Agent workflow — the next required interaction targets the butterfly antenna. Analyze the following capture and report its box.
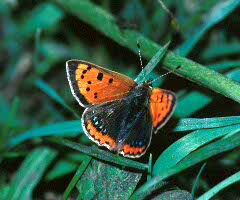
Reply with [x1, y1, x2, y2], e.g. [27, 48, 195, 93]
[137, 41, 146, 82]
[150, 66, 182, 84]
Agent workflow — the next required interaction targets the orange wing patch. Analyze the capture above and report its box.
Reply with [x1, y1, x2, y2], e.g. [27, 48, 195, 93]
[150, 88, 177, 133]
[120, 145, 146, 157]
[66, 60, 137, 106]
[87, 120, 116, 149]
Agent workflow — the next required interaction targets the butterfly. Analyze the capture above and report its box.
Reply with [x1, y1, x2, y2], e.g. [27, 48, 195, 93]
[66, 60, 177, 158]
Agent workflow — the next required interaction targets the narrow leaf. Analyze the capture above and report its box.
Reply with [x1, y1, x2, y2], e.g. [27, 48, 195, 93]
[8, 120, 83, 148]
[176, 0, 240, 56]
[153, 124, 240, 176]
[6, 148, 57, 200]
[173, 116, 240, 132]
[135, 41, 170, 84]
[35, 79, 80, 118]
[131, 133, 240, 200]
[197, 171, 240, 200]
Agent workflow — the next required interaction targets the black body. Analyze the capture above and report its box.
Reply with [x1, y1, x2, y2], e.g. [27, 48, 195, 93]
[82, 84, 153, 155]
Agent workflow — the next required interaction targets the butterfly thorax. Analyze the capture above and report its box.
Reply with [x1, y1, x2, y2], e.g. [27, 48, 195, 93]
[124, 82, 152, 106]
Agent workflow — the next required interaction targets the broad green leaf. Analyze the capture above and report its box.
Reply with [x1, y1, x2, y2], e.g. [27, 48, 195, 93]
[173, 116, 240, 132]
[153, 124, 240, 176]
[149, 190, 192, 200]
[8, 120, 83, 148]
[197, 171, 240, 200]
[6, 148, 57, 200]
[77, 159, 142, 200]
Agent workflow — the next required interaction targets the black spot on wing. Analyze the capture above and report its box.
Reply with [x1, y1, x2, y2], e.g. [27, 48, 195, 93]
[97, 72, 103, 81]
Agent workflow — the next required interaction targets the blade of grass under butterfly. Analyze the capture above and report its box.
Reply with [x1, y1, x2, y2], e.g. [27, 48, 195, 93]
[62, 156, 92, 200]
[5, 148, 57, 200]
[8, 120, 83, 148]
[173, 116, 240, 132]
[35, 79, 80, 119]
[48, 137, 148, 171]
[135, 41, 170, 84]
[153, 124, 240, 176]
[130, 132, 240, 200]
[197, 171, 240, 200]
[176, 0, 240, 56]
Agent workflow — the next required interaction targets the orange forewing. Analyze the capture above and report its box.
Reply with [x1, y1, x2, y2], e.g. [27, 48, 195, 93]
[66, 60, 137, 106]
[150, 88, 177, 133]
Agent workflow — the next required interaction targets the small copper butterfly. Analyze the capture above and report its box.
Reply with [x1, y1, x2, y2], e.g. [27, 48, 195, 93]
[66, 60, 177, 158]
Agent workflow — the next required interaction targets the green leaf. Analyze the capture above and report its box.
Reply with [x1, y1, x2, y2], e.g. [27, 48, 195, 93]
[207, 61, 240, 71]
[135, 41, 170, 84]
[1, 97, 19, 148]
[53, 0, 240, 103]
[174, 91, 212, 118]
[153, 124, 240, 176]
[6, 147, 57, 200]
[35, 79, 80, 118]
[191, 163, 207, 199]
[46, 153, 88, 181]
[176, 0, 240, 56]
[46, 160, 78, 181]
[63, 156, 92, 200]
[20, 3, 64, 37]
[77, 159, 142, 200]
[173, 116, 240, 132]
[226, 69, 240, 82]
[131, 132, 240, 200]
[8, 120, 83, 148]
[149, 190, 192, 200]
[49, 137, 148, 171]
[197, 171, 240, 200]
[202, 43, 240, 60]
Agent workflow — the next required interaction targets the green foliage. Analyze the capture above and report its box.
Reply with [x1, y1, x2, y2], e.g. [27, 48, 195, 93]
[0, 0, 240, 199]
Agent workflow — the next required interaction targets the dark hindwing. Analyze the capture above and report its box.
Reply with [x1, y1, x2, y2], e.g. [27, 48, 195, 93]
[82, 94, 153, 158]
